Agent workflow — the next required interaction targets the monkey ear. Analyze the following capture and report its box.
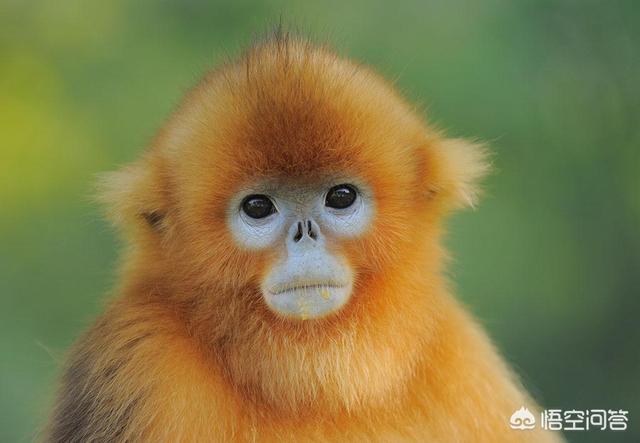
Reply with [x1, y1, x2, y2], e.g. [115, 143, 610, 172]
[426, 137, 491, 210]
[96, 156, 169, 235]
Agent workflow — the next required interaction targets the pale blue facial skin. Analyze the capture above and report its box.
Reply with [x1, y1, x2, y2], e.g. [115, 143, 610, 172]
[227, 180, 374, 320]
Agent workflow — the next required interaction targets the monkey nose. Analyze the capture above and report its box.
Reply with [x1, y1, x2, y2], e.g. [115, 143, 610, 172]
[290, 219, 320, 244]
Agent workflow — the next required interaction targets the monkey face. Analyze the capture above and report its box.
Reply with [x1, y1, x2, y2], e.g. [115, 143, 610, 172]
[134, 47, 432, 326]
[227, 180, 374, 319]
[102, 42, 486, 330]
[149, 45, 448, 325]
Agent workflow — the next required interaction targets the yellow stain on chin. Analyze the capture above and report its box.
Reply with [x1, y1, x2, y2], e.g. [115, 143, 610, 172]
[294, 288, 332, 320]
[297, 298, 310, 320]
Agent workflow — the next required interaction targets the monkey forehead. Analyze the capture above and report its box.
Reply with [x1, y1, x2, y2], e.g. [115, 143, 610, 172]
[159, 39, 428, 184]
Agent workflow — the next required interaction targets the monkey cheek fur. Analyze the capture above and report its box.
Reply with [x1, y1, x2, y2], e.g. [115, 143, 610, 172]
[262, 283, 353, 320]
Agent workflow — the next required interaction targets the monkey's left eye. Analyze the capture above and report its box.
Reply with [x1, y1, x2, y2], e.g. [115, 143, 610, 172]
[241, 195, 276, 219]
[325, 184, 357, 209]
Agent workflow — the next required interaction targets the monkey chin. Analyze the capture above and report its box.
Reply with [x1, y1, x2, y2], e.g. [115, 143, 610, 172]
[261, 281, 353, 320]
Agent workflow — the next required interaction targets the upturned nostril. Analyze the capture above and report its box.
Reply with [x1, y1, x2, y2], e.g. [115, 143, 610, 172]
[307, 220, 317, 240]
[293, 222, 304, 242]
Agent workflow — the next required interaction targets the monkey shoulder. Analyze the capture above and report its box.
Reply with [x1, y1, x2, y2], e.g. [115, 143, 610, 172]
[44, 300, 233, 442]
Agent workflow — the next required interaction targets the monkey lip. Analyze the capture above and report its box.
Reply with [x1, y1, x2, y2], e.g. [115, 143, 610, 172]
[269, 282, 346, 296]
[262, 280, 353, 320]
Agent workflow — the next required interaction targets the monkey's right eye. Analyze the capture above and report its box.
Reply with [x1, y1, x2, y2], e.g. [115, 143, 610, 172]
[241, 195, 276, 219]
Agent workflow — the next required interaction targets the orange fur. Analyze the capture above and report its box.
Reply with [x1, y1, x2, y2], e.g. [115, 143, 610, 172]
[45, 36, 563, 442]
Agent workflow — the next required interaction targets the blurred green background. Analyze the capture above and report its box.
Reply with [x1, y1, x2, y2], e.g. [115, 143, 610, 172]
[1, 1, 638, 441]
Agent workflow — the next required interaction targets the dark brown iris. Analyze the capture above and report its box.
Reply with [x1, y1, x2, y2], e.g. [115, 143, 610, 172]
[241, 195, 275, 219]
[325, 184, 357, 209]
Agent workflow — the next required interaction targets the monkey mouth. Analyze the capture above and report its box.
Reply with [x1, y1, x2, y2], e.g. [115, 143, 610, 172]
[262, 281, 353, 320]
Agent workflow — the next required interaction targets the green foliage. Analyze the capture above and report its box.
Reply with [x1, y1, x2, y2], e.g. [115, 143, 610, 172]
[1, 1, 638, 441]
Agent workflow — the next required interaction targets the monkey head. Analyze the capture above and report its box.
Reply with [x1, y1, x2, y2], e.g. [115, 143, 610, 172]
[102, 39, 488, 324]
[100, 38, 488, 409]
